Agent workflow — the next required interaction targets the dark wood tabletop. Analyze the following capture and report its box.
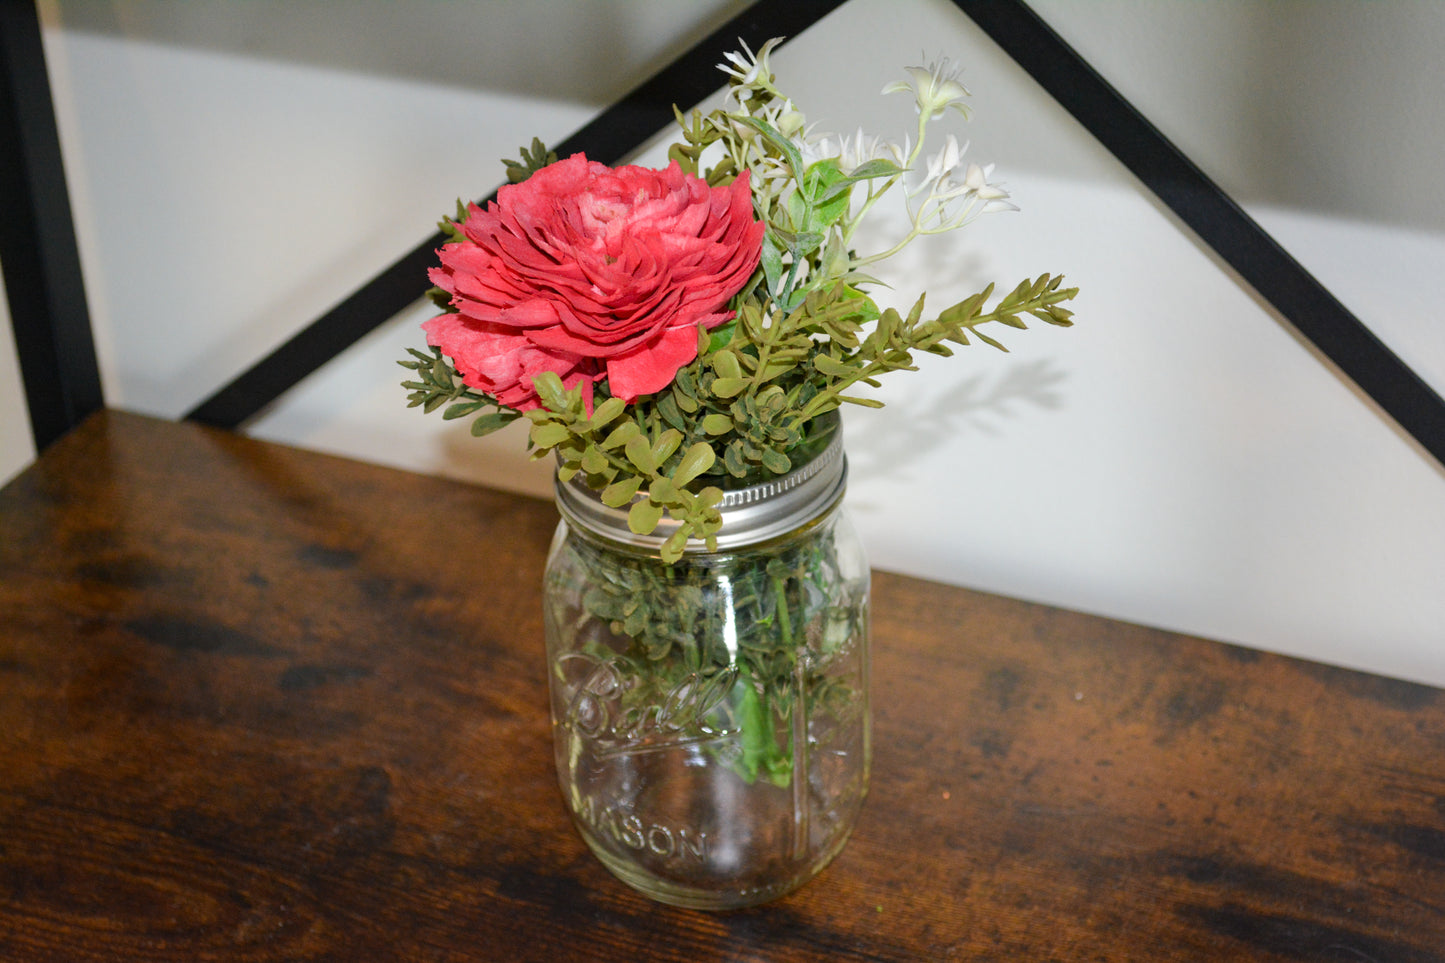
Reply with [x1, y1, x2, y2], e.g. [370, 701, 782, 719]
[2, 410, 1443, 961]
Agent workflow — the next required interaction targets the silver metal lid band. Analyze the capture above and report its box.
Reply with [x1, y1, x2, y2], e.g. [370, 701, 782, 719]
[554, 418, 847, 554]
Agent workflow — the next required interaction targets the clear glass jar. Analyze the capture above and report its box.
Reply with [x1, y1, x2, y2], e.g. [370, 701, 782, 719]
[542, 418, 870, 909]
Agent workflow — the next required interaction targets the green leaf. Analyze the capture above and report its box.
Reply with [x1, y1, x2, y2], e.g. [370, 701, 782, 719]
[580, 446, 609, 475]
[760, 235, 784, 297]
[442, 401, 484, 420]
[801, 160, 850, 230]
[755, 355, 798, 383]
[712, 350, 743, 380]
[812, 353, 855, 378]
[707, 318, 738, 354]
[531, 371, 570, 412]
[671, 442, 716, 486]
[600, 476, 643, 507]
[780, 288, 808, 313]
[710, 377, 751, 399]
[701, 413, 734, 435]
[736, 116, 805, 178]
[722, 442, 748, 477]
[601, 421, 641, 450]
[838, 394, 886, 408]
[470, 411, 519, 437]
[755, 384, 784, 407]
[530, 422, 571, 448]
[502, 137, 557, 183]
[660, 529, 690, 565]
[622, 604, 648, 638]
[760, 447, 791, 475]
[656, 393, 686, 432]
[436, 214, 468, 245]
[652, 429, 683, 466]
[588, 396, 625, 430]
[673, 366, 698, 399]
[772, 228, 825, 257]
[938, 286, 992, 327]
[624, 435, 656, 474]
[816, 159, 901, 205]
[628, 499, 664, 535]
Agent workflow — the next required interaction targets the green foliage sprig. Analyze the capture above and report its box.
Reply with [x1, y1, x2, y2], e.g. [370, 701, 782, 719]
[398, 346, 520, 437]
[401, 51, 1080, 564]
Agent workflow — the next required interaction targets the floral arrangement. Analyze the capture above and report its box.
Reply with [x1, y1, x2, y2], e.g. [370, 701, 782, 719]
[401, 39, 1077, 562]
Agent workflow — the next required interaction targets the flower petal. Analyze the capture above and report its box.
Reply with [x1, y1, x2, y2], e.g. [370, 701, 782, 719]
[605, 322, 708, 402]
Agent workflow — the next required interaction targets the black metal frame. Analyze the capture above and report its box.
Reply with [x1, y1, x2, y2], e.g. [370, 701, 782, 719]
[956, 0, 1445, 468]
[1, 0, 103, 452]
[184, 0, 851, 428]
[8, 0, 1444, 469]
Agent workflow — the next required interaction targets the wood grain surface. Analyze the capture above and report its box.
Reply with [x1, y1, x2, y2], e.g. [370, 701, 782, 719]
[2, 411, 1442, 961]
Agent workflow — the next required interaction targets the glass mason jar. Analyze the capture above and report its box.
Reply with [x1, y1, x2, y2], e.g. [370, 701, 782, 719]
[542, 415, 870, 910]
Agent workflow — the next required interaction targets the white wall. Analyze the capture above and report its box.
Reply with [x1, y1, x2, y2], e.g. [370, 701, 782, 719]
[9, 0, 1444, 684]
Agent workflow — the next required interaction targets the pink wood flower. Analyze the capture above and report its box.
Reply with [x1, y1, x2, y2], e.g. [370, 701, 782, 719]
[424, 153, 764, 408]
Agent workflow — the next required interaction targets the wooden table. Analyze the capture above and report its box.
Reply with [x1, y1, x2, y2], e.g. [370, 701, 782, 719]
[3, 410, 1443, 961]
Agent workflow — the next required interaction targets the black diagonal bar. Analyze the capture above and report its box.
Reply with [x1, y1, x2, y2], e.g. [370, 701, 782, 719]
[1, 0, 103, 451]
[955, 0, 1445, 470]
[186, 0, 849, 428]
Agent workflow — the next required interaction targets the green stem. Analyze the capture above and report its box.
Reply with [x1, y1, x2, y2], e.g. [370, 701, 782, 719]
[840, 172, 903, 247]
[771, 572, 795, 648]
[783, 287, 1073, 428]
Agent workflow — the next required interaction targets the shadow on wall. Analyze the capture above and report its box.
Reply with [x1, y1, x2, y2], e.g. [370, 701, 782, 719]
[51, 0, 754, 105]
[846, 358, 1071, 488]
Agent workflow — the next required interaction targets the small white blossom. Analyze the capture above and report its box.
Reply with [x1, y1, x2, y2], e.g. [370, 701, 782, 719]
[804, 128, 910, 175]
[756, 154, 796, 183]
[797, 133, 838, 169]
[760, 98, 806, 138]
[921, 135, 965, 185]
[879, 134, 911, 169]
[717, 37, 784, 104]
[907, 141, 1017, 232]
[963, 163, 1016, 211]
[717, 39, 764, 85]
[883, 59, 972, 120]
[839, 128, 906, 174]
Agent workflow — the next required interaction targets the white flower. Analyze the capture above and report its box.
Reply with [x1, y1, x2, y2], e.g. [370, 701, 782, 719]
[760, 98, 806, 138]
[962, 163, 1017, 212]
[839, 128, 905, 174]
[798, 133, 838, 169]
[878, 134, 911, 169]
[921, 134, 965, 184]
[717, 37, 784, 92]
[907, 143, 1018, 232]
[883, 59, 972, 120]
[756, 154, 796, 184]
[804, 128, 910, 175]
